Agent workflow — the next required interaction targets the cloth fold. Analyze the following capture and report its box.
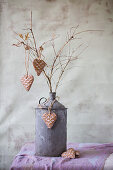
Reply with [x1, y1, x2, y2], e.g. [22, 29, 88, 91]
[10, 142, 113, 170]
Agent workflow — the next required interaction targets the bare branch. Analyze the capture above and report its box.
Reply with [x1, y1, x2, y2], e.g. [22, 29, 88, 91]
[13, 10, 101, 93]
[30, 11, 52, 92]
[55, 45, 88, 92]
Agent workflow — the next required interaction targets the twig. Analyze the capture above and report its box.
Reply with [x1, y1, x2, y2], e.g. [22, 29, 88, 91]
[30, 11, 39, 57]
[55, 45, 88, 92]
[30, 11, 52, 92]
[55, 58, 71, 92]
[74, 29, 103, 36]
[50, 35, 74, 80]
[43, 70, 52, 92]
[13, 11, 102, 93]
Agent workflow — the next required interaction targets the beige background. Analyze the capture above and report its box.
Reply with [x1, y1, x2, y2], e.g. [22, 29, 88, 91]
[0, 0, 113, 169]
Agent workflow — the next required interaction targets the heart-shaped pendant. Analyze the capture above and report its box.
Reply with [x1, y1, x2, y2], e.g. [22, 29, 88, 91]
[21, 74, 34, 91]
[33, 59, 46, 76]
[42, 112, 57, 128]
[61, 148, 76, 159]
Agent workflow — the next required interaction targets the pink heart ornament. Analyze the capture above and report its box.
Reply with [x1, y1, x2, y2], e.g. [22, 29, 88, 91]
[21, 74, 34, 91]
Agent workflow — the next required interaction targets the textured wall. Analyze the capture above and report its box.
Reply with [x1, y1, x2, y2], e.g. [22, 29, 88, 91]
[0, 0, 113, 169]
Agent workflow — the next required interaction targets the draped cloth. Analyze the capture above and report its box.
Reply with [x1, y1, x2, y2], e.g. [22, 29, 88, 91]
[10, 142, 113, 170]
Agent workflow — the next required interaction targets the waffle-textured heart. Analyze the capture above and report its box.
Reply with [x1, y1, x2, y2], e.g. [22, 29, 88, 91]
[42, 112, 57, 128]
[21, 74, 34, 91]
[61, 148, 76, 159]
[33, 59, 46, 76]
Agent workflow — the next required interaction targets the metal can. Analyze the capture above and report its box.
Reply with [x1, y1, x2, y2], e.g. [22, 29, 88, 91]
[35, 92, 67, 156]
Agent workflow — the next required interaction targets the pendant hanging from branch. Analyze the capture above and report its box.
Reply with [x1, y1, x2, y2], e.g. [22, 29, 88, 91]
[21, 74, 34, 91]
[33, 58, 47, 76]
[13, 11, 102, 92]
[20, 48, 34, 91]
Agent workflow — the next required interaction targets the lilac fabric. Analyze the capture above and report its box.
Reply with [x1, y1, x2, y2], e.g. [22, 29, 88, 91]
[10, 142, 113, 170]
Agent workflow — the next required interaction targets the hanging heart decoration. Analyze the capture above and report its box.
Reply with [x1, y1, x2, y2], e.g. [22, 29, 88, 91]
[21, 74, 34, 91]
[33, 59, 46, 76]
[61, 148, 76, 159]
[42, 112, 57, 128]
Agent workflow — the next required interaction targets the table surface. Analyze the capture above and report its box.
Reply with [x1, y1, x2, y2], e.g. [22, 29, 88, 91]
[10, 142, 113, 170]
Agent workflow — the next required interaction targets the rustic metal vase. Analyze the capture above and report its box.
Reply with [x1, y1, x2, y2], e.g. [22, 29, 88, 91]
[35, 92, 67, 157]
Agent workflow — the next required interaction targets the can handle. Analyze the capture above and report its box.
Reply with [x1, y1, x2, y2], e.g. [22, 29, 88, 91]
[39, 97, 47, 105]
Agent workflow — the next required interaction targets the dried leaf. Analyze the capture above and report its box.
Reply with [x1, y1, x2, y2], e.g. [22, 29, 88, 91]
[39, 46, 44, 51]
[25, 33, 29, 40]
[19, 34, 23, 39]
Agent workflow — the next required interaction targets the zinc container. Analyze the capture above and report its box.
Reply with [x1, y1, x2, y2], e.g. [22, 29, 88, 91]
[35, 92, 67, 157]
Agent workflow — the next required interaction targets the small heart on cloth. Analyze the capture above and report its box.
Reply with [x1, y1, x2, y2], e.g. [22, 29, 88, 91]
[42, 112, 57, 128]
[21, 74, 34, 91]
[61, 148, 76, 159]
[33, 59, 46, 76]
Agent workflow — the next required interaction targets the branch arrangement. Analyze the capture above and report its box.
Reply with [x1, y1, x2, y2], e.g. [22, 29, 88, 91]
[13, 11, 101, 93]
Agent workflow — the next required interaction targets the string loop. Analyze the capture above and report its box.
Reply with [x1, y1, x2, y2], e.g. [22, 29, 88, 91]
[25, 47, 29, 76]
[39, 97, 47, 105]
[38, 96, 59, 115]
